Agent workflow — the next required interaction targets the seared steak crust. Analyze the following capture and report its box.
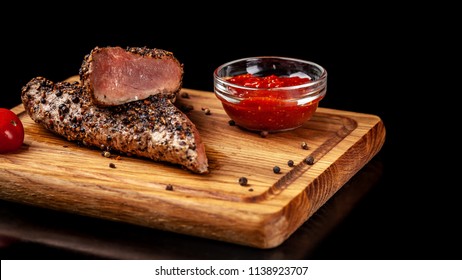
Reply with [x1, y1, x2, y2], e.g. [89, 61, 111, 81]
[21, 77, 208, 174]
[79, 46, 183, 106]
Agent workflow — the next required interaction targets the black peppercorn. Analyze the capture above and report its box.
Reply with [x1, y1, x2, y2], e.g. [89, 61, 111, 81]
[287, 160, 294, 167]
[238, 177, 248, 186]
[304, 155, 315, 165]
[273, 166, 281, 174]
[71, 96, 80, 103]
[109, 163, 116, 168]
[58, 103, 69, 115]
[228, 120, 236, 126]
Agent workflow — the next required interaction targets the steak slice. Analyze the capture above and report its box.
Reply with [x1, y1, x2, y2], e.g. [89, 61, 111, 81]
[79, 46, 183, 106]
[21, 77, 209, 174]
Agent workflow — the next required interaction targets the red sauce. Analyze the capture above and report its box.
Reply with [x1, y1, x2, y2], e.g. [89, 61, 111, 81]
[219, 74, 322, 132]
[228, 74, 310, 88]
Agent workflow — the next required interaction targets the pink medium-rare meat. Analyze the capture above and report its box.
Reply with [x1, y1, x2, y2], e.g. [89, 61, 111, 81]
[79, 46, 183, 106]
[21, 77, 209, 174]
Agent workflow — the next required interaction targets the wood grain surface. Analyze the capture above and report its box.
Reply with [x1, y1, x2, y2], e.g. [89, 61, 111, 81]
[0, 81, 385, 249]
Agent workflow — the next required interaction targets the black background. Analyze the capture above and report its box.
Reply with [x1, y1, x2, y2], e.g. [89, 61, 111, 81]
[1, 8, 459, 260]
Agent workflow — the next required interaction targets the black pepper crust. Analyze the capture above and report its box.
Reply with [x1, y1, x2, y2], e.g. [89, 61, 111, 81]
[21, 77, 208, 174]
[125, 46, 177, 59]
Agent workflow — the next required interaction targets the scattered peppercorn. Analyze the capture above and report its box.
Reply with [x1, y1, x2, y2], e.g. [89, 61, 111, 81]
[228, 120, 236, 126]
[301, 141, 309, 150]
[273, 166, 281, 174]
[287, 160, 294, 167]
[204, 108, 211, 115]
[180, 92, 190, 98]
[165, 184, 174, 191]
[109, 163, 116, 168]
[248, 188, 254, 192]
[304, 155, 315, 165]
[103, 151, 111, 158]
[260, 131, 269, 138]
[238, 177, 248, 186]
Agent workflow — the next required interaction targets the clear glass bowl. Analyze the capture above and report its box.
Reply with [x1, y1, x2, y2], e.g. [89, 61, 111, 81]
[214, 56, 327, 132]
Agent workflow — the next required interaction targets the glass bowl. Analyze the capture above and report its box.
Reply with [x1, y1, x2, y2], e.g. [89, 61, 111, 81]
[214, 56, 327, 132]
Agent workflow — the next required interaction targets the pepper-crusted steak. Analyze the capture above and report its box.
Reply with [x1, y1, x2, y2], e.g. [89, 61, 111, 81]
[21, 77, 209, 174]
[79, 46, 183, 106]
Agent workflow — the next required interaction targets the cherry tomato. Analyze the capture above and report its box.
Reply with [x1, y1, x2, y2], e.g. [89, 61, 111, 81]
[0, 108, 25, 153]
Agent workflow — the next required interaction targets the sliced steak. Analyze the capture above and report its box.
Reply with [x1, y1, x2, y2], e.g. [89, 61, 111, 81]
[21, 77, 209, 174]
[79, 46, 183, 106]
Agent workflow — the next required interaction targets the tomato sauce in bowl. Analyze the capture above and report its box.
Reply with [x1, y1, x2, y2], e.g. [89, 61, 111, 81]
[214, 57, 327, 132]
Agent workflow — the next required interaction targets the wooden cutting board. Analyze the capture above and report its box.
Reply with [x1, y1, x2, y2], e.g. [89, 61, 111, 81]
[0, 80, 385, 249]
